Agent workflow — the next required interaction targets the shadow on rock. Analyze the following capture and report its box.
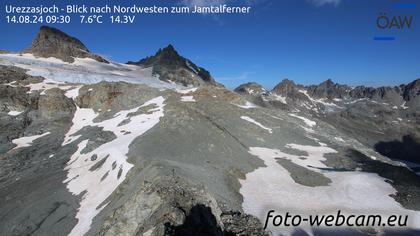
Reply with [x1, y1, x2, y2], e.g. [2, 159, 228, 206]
[164, 204, 234, 236]
[374, 135, 420, 165]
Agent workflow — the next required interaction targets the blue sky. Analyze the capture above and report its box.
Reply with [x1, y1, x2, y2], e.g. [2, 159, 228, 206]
[1, 0, 419, 89]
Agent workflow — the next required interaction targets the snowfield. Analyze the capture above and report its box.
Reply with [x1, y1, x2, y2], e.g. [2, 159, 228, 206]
[176, 87, 198, 94]
[289, 113, 317, 127]
[299, 89, 343, 109]
[7, 110, 23, 116]
[12, 132, 51, 149]
[272, 94, 287, 104]
[0, 53, 179, 90]
[25, 78, 74, 95]
[239, 144, 420, 235]
[234, 101, 258, 109]
[241, 116, 273, 133]
[181, 96, 196, 102]
[63, 96, 166, 236]
[65, 87, 82, 100]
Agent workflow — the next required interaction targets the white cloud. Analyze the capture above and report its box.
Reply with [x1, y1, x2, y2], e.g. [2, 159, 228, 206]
[181, 0, 263, 8]
[180, 0, 264, 23]
[217, 72, 253, 81]
[182, 0, 227, 8]
[309, 0, 342, 7]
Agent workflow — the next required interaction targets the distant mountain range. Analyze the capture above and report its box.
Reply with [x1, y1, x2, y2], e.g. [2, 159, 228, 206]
[236, 78, 419, 110]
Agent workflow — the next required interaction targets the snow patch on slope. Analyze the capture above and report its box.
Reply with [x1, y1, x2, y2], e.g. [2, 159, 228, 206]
[289, 114, 316, 127]
[63, 96, 166, 236]
[176, 87, 198, 94]
[26, 78, 74, 95]
[401, 101, 409, 109]
[241, 116, 273, 133]
[12, 132, 51, 149]
[299, 89, 343, 108]
[185, 60, 199, 74]
[65, 87, 81, 100]
[234, 101, 257, 109]
[181, 96, 196, 102]
[8, 110, 23, 116]
[272, 94, 287, 104]
[3, 81, 18, 87]
[334, 137, 345, 142]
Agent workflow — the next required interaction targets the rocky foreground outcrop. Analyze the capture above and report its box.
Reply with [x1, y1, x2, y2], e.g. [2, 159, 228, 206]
[0, 65, 268, 236]
[98, 176, 267, 236]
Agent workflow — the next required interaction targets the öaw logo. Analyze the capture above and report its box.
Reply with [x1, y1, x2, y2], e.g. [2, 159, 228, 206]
[374, 3, 415, 41]
[376, 13, 413, 30]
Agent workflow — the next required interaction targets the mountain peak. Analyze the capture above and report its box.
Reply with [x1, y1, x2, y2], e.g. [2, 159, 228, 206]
[279, 79, 296, 86]
[272, 79, 299, 94]
[127, 44, 216, 86]
[25, 26, 108, 63]
[156, 44, 179, 57]
[163, 44, 176, 52]
[38, 26, 88, 51]
[307, 79, 351, 99]
[129, 44, 183, 68]
[320, 79, 334, 86]
[155, 44, 183, 65]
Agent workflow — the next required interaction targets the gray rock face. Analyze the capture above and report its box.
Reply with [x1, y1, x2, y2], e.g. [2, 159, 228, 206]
[0, 66, 79, 236]
[268, 78, 418, 105]
[271, 79, 299, 94]
[306, 79, 352, 99]
[346, 85, 403, 106]
[271, 79, 309, 102]
[0, 65, 37, 83]
[0, 66, 40, 152]
[221, 211, 269, 236]
[402, 79, 420, 101]
[0, 84, 30, 113]
[39, 88, 76, 120]
[127, 45, 217, 87]
[402, 79, 420, 110]
[25, 26, 108, 63]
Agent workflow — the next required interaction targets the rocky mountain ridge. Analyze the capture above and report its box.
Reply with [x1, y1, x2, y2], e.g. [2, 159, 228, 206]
[237, 78, 420, 106]
[235, 78, 420, 173]
[20, 26, 218, 88]
[128, 44, 218, 87]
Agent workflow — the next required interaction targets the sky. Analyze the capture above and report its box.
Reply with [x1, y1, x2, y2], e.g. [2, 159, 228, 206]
[0, 0, 419, 89]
